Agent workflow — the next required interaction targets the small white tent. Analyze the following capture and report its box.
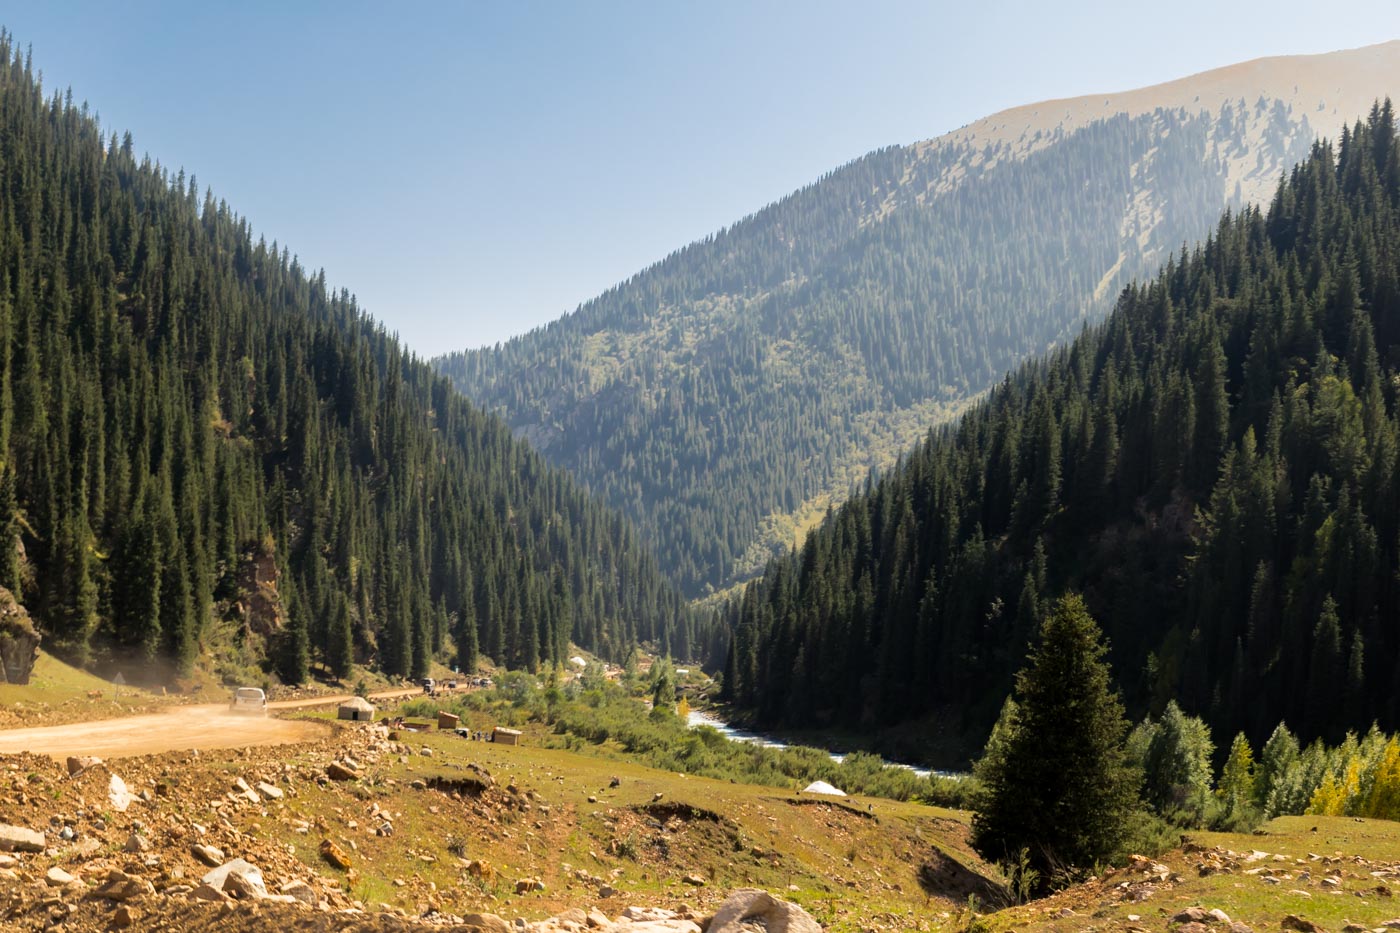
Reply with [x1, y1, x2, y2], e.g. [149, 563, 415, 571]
[568, 656, 587, 668]
[801, 780, 847, 797]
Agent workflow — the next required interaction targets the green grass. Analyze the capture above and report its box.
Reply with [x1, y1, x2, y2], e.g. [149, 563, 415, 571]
[0, 650, 168, 719]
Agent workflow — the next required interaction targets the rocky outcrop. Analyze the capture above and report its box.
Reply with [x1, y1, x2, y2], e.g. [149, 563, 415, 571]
[0, 585, 39, 685]
[233, 540, 282, 637]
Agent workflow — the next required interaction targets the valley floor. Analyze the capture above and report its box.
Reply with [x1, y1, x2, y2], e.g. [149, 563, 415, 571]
[2, 699, 1399, 932]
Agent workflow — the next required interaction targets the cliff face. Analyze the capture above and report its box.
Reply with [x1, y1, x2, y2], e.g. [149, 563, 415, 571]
[0, 586, 40, 685]
[233, 542, 282, 639]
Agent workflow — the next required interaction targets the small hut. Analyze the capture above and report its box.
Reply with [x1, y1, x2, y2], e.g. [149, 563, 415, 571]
[437, 710, 460, 730]
[337, 696, 376, 722]
[492, 726, 522, 746]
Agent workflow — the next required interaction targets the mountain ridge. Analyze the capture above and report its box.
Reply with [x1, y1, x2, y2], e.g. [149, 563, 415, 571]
[438, 43, 1400, 598]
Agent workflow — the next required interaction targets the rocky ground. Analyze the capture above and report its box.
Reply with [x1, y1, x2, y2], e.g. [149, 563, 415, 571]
[9, 711, 1400, 932]
[0, 722, 828, 932]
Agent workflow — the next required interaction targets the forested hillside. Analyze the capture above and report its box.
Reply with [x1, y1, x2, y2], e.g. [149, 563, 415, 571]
[723, 104, 1400, 766]
[438, 81, 1351, 597]
[0, 33, 707, 686]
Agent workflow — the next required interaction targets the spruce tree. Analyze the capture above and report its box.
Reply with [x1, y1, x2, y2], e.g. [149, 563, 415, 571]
[971, 594, 1140, 890]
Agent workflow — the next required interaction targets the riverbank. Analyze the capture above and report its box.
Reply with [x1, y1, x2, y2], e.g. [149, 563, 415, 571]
[684, 708, 967, 780]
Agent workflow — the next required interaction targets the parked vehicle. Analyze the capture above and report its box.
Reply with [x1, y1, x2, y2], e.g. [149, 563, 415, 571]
[421, 678, 436, 695]
[230, 686, 267, 714]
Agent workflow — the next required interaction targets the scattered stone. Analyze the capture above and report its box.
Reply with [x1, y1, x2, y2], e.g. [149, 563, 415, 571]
[1228, 923, 1254, 933]
[0, 823, 45, 852]
[1174, 908, 1210, 923]
[609, 776, 621, 788]
[586, 907, 610, 928]
[191, 844, 225, 866]
[190, 883, 229, 902]
[515, 876, 544, 894]
[458, 914, 512, 933]
[111, 905, 138, 929]
[107, 773, 133, 812]
[1208, 908, 1232, 924]
[279, 880, 317, 905]
[255, 781, 283, 800]
[1281, 917, 1325, 933]
[598, 884, 618, 898]
[624, 908, 681, 922]
[123, 832, 150, 853]
[708, 888, 822, 933]
[326, 762, 358, 781]
[319, 839, 352, 871]
[65, 756, 101, 776]
[93, 869, 155, 902]
[45, 866, 75, 887]
[682, 873, 706, 886]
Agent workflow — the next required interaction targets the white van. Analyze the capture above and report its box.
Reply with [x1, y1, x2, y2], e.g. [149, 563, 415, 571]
[230, 686, 267, 714]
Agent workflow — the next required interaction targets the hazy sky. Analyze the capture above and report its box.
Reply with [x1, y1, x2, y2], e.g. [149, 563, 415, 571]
[4, 2, 1400, 353]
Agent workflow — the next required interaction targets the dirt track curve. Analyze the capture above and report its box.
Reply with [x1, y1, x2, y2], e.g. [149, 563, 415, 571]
[0, 687, 421, 761]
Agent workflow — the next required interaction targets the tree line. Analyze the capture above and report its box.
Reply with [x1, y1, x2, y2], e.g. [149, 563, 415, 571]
[722, 103, 1400, 763]
[0, 32, 712, 686]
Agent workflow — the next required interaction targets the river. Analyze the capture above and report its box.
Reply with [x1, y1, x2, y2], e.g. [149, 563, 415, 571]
[686, 708, 963, 779]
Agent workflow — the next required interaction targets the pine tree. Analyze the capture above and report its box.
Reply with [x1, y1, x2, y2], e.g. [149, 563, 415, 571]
[1217, 732, 1258, 826]
[326, 595, 354, 680]
[971, 594, 1140, 890]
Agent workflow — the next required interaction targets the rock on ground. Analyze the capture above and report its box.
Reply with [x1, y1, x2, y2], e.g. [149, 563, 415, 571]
[707, 888, 823, 933]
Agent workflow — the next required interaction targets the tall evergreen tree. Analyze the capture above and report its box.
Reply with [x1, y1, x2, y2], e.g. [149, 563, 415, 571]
[971, 594, 1140, 890]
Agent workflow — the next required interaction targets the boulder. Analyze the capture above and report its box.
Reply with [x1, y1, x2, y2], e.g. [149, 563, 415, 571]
[123, 832, 149, 853]
[256, 781, 284, 800]
[515, 876, 544, 894]
[201, 858, 263, 894]
[0, 824, 45, 852]
[625, 923, 702, 933]
[223, 867, 269, 900]
[326, 762, 358, 781]
[458, 913, 513, 933]
[707, 888, 823, 933]
[111, 905, 139, 929]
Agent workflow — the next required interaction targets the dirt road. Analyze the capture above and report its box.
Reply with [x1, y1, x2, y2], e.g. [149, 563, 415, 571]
[0, 687, 424, 761]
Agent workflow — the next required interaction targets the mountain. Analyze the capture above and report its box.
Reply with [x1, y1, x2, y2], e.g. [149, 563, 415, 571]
[723, 103, 1400, 766]
[436, 42, 1400, 599]
[0, 32, 708, 686]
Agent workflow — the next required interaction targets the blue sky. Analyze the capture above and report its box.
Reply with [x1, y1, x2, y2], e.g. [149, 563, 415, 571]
[4, 1, 1400, 353]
